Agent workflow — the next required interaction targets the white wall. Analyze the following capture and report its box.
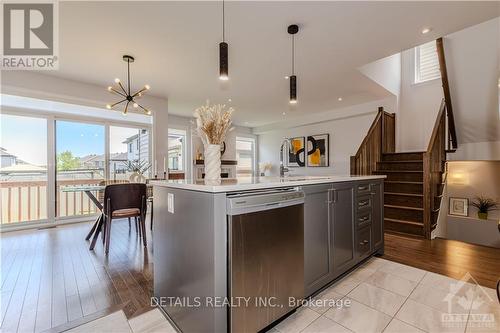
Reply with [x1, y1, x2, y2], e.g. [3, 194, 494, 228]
[398, 48, 444, 152]
[397, 18, 500, 157]
[256, 98, 396, 176]
[445, 18, 500, 146]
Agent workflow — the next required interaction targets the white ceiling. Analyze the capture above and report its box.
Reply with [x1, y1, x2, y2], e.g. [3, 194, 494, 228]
[48, 1, 499, 127]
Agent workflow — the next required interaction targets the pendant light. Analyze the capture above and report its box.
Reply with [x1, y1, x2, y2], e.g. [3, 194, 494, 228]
[106, 55, 151, 115]
[288, 24, 299, 104]
[219, 0, 229, 80]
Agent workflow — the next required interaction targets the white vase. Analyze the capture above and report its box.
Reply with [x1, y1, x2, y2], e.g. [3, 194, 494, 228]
[204, 144, 221, 180]
[129, 171, 146, 183]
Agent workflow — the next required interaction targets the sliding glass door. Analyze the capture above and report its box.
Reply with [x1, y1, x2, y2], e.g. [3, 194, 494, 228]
[55, 120, 105, 218]
[0, 114, 48, 224]
[1, 111, 152, 229]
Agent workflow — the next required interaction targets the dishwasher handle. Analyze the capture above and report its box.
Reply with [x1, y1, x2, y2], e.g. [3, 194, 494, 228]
[227, 190, 304, 215]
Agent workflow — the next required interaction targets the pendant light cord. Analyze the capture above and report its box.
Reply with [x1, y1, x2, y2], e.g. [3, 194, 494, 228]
[222, 0, 225, 42]
[292, 34, 295, 75]
[127, 59, 131, 95]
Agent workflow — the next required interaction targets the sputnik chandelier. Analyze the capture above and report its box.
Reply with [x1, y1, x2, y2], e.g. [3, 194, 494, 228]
[106, 55, 151, 115]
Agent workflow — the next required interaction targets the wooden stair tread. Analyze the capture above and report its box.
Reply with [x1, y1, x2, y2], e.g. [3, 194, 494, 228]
[383, 151, 425, 155]
[374, 170, 423, 173]
[385, 218, 424, 227]
[378, 160, 423, 163]
[385, 204, 424, 211]
[385, 192, 423, 197]
[384, 181, 423, 184]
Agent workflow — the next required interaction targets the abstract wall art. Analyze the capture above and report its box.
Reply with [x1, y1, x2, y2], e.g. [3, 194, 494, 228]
[307, 134, 329, 167]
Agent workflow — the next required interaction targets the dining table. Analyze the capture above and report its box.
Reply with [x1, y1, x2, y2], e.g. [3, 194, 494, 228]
[61, 185, 106, 250]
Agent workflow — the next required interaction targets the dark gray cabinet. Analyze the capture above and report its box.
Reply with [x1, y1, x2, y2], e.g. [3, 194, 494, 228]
[303, 184, 334, 296]
[370, 182, 384, 251]
[331, 182, 356, 278]
[303, 180, 383, 296]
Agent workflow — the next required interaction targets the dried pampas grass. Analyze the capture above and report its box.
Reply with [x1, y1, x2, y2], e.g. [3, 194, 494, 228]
[194, 100, 234, 145]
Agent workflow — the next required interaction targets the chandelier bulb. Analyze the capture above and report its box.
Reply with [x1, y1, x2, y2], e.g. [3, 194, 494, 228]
[106, 104, 111, 109]
[144, 84, 150, 90]
[114, 78, 120, 83]
[107, 86, 112, 92]
[133, 103, 138, 108]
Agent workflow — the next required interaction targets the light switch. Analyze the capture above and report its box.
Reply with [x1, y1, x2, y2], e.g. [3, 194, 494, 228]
[167, 193, 174, 213]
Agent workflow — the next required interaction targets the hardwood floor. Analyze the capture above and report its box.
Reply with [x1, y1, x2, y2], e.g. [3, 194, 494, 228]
[1, 218, 154, 333]
[383, 232, 500, 289]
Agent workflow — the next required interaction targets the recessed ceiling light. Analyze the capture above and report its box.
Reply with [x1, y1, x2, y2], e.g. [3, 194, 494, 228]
[421, 27, 432, 34]
[282, 112, 286, 115]
[338, 97, 343, 101]
[285, 76, 289, 79]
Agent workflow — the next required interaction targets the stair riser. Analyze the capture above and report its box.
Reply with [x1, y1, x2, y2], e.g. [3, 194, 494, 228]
[385, 207, 423, 222]
[381, 172, 423, 182]
[383, 153, 424, 161]
[377, 162, 423, 171]
[385, 194, 423, 208]
[384, 182, 423, 194]
[385, 220, 424, 237]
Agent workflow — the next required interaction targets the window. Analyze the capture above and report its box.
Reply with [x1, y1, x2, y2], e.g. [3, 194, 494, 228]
[414, 41, 441, 83]
[1, 114, 48, 224]
[236, 137, 255, 176]
[55, 120, 105, 218]
[168, 129, 186, 172]
[110, 126, 150, 181]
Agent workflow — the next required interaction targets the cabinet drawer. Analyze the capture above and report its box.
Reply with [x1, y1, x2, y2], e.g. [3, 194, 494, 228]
[357, 226, 372, 258]
[356, 183, 371, 195]
[356, 196, 372, 211]
[356, 210, 372, 228]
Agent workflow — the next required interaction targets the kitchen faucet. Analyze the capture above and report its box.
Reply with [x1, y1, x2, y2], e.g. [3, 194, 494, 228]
[279, 138, 291, 177]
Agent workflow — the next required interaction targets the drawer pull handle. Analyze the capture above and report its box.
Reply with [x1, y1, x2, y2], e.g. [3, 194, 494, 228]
[358, 217, 369, 222]
[359, 201, 369, 206]
[359, 240, 369, 245]
[358, 186, 368, 191]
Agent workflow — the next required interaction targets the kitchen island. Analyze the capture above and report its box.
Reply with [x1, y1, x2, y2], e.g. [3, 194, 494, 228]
[151, 175, 385, 333]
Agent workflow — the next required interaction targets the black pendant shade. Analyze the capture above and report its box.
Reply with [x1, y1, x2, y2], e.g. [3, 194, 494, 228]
[289, 75, 297, 104]
[219, 41, 228, 80]
[288, 24, 299, 104]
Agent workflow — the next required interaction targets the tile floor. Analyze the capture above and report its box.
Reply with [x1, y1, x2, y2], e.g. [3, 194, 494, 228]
[68, 257, 499, 333]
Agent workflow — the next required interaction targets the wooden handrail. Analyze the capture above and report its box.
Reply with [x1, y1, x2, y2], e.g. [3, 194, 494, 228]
[436, 37, 458, 149]
[350, 107, 395, 175]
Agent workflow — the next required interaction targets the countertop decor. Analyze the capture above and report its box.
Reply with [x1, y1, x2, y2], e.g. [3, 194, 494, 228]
[194, 100, 234, 181]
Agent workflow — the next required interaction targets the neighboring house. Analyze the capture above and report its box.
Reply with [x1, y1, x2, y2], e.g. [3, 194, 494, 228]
[123, 130, 149, 163]
[79, 153, 128, 172]
[0, 147, 20, 168]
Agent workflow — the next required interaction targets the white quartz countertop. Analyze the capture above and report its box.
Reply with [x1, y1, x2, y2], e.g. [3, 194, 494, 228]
[150, 175, 386, 193]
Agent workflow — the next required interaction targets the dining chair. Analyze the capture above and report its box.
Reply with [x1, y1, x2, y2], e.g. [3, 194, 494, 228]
[103, 183, 147, 254]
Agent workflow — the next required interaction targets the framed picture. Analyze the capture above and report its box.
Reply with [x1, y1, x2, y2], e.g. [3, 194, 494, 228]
[449, 197, 468, 217]
[307, 134, 329, 167]
[288, 137, 305, 167]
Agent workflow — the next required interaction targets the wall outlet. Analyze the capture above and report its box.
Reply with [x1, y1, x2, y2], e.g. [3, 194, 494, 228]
[167, 193, 174, 214]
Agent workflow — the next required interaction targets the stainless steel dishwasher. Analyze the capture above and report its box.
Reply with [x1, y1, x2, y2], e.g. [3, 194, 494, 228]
[227, 188, 305, 333]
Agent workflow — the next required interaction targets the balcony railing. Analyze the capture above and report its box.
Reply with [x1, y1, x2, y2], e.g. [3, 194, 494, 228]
[1, 178, 104, 224]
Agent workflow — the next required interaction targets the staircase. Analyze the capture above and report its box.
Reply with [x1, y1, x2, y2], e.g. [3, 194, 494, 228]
[374, 152, 428, 237]
[350, 38, 457, 239]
